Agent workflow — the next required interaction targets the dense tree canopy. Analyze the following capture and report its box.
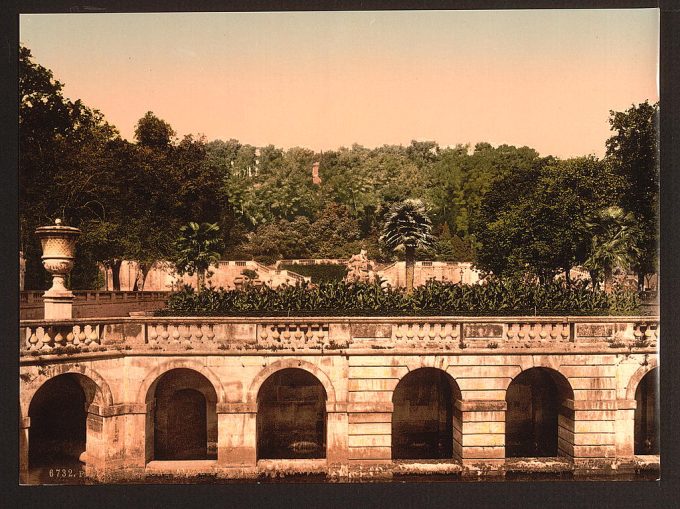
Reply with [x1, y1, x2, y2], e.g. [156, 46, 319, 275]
[19, 46, 658, 291]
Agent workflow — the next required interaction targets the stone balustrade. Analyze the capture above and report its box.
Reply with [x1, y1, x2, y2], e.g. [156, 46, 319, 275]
[20, 313, 660, 483]
[20, 315, 659, 356]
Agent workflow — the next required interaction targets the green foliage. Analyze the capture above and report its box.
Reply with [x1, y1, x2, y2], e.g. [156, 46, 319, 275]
[134, 111, 176, 149]
[584, 206, 641, 290]
[171, 222, 225, 289]
[279, 264, 349, 284]
[158, 279, 640, 317]
[241, 269, 259, 280]
[380, 199, 434, 252]
[434, 223, 475, 261]
[473, 156, 623, 282]
[605, 101, 659, 284]
[380, 199, 434, 292]
[20, 48, 658, 294]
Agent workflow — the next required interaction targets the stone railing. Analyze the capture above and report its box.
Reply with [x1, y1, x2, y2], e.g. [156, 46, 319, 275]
[20, 291, 171, 320]
[19, 316, 659, 357]
[20, 290, 171, 304]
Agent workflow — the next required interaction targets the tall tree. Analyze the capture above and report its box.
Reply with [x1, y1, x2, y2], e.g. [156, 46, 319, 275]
[19, 46, 119, 289]
[134, 111, 176, 150]
[605, 101, 659, 288]
[380, 199, 434, 293]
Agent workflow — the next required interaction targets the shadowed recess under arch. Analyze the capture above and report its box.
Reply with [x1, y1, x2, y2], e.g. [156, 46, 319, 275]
[392, 367, 463, 460]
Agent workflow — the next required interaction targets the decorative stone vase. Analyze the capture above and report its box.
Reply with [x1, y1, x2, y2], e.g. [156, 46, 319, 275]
[35, 218, 81, 319]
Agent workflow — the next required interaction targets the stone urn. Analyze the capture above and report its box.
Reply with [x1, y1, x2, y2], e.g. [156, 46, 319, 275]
[35, 218, 81, 319]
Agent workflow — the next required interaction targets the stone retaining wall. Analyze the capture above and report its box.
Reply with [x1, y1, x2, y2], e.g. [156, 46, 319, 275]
[19, 315, 659, 482]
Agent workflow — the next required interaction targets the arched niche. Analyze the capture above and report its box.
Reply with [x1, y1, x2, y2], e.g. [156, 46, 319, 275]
[392, 368, 462, 460]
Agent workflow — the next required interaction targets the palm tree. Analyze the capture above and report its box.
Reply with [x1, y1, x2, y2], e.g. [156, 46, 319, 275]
[583, 206, 640, 293]
[380, 199, 434, 293]
[172, 222, 224, 290]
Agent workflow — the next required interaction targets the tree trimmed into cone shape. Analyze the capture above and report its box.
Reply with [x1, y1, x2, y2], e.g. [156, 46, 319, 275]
[171, 222, 224, 290]
[380, 199, 434, 293]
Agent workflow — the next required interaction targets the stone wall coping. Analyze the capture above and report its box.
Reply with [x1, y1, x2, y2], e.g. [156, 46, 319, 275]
[19, 346, 658, 365]
[19, 345, 658, 365]
[19, 315, 659, 327]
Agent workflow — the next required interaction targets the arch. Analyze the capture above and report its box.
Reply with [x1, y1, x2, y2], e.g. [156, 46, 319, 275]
[247, 359, 337, 405]
[392, 367, 462, 461]
[634, 367, 659, 455]
[256, 368, 327, 460]
[136, 359, 226, 405]
[27, 373, 102, 481]
[505, 367, 574, 458]
[145, 368, 218, 461]
[22, 365, 114, 419]
[625, 358, 659, 401]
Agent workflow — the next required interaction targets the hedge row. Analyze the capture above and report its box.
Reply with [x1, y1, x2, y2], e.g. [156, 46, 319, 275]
[157, 279, 641, 317]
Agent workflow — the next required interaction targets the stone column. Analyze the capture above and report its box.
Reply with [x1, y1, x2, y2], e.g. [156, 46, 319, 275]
[216, 403, 257, 467]
[458, 400, 506, 469]
[326, 402, 349, 464]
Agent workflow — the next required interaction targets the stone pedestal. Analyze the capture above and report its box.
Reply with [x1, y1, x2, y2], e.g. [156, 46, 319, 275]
[43, 291, 75, 320]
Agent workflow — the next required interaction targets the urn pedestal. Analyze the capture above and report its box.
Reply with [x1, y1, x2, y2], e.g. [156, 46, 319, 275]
[35, 219, 81, 319]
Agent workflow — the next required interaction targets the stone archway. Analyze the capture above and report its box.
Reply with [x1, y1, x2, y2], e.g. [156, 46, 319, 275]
[256, 368, 327, 460]
[634, 368, 658, 455]
[392, 368, 462, 460]
[505, 367, 574, 458]
[27, 373, 103, 483]
[145, 368, 218, 461]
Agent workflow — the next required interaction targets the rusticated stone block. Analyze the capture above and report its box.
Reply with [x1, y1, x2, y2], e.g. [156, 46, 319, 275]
[348, 422, 391, 435]
[460, 446, 505, 459]
[218, 446, 256, 466]
[462, 434, 504, 447]
[348, 391, 393, 403]
[456, 400, 507, 412]
[347, 402, 394, 413]
[348, 446, 391, 460]
[348, 366, 407, 379]
[348, 378, 398, 391]
[573, 420, 615, 433]
[572, 445, 616, 458]
[348, 413, 392, 424]
[348, 435, 390, 447]
[461, 421, 505, 434]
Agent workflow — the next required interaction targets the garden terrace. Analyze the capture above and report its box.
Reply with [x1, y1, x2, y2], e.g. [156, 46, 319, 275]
[20, 314, 658, 482]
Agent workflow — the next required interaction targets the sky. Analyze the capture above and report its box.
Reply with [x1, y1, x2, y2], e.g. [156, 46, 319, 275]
[20, 9, 658, 158]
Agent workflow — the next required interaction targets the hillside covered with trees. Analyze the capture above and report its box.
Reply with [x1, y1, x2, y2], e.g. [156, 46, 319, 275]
[19, 47, 658, 292]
